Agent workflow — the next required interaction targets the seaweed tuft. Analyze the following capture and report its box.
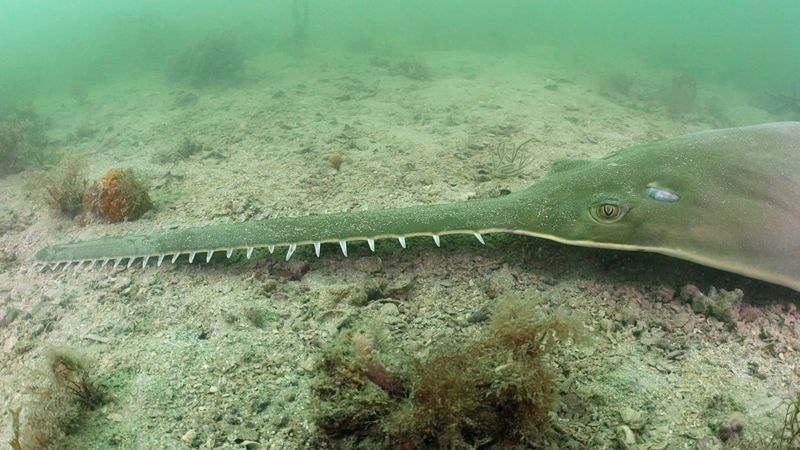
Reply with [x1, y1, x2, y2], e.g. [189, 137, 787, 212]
[9, 347, 107, 449]
[39, 158, 89, 218]
[312, 292, 586, 449]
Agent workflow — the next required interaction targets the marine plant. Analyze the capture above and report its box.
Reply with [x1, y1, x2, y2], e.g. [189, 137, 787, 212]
[8, 347, 107, 449]
[312, 293, 585, 448]
[40, 158, 89, 218]
[0, 106, 48, 176]
[83, 168, 152, 223]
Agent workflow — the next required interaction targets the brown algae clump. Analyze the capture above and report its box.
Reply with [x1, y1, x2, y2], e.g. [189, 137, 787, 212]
[312, 292, 587, 448]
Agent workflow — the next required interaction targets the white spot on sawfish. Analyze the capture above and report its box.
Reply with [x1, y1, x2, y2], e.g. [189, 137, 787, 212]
[314, 242, 321, 257]
[367, 239, 375, 252]
[474, 232, 485, 245]
[432, 234, 441, 247]
[398, 236, 406, 248]
[286, 244, 296, 261]
[339, 240, 348, 257]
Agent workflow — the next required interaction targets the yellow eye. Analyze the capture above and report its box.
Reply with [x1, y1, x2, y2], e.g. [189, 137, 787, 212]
[591, 203, 623, 223]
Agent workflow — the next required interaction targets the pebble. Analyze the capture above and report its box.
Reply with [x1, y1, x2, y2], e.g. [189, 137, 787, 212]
[383, 274, 413, 299]
[379, 302, 399, 317]
[619, 406, 646, 430]
[482, 267, 515, 299]
[181, 429, 197, 444]
[352, 137, 371, 151]
[353, 256, 383, 273]
[616, 425, 636, 448]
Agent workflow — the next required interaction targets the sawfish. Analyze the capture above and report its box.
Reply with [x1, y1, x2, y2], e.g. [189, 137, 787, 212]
[35, 122, 800, 291]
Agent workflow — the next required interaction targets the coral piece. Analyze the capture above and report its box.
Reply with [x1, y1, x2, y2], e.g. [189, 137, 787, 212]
[83, 168, 152, 222]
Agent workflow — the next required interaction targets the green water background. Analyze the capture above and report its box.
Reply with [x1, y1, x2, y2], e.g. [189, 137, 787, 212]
[1, 0, 798, 105]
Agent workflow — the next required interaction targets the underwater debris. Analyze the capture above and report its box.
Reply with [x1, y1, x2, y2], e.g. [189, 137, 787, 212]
[312, 292, 586, 448]
[478, 137, 536, 180]
[41, 157, 89, 218]
[10, 348, 107, 449]
[167, 36, 245, 87]
[83, 168, 152, 222]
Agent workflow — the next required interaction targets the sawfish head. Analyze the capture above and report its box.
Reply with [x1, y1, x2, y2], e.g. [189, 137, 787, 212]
[506, 123, 800, 290]
[511, 148, 694, 250]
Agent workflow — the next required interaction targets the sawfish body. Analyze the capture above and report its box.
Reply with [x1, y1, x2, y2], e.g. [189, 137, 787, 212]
[35, 122, 800, 291]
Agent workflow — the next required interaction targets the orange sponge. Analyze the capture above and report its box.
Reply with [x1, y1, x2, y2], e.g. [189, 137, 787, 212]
[84, 169, 152, 222]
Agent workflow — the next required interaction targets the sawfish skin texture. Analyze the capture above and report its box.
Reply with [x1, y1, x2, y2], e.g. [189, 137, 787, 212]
[35, 122, 800, 291]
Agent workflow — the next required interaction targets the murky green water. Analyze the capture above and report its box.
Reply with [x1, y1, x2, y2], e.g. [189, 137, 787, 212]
[1, 1, 798, 102]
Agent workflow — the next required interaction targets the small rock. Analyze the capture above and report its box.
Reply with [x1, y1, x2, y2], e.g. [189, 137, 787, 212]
[110, 277, 132, 295]
[383, 274, 414, 299]
[322, 284, 369, 306]
[0, 307, 22, 328]
[619, 406, 646, 430]
[287, 261, 310, 280]
[352, 137, 371, 151]
[482, 267, 515, 298]
[181, 429, 197, 444]
[107, 413, 123, 422]
[680, 284, 742, 328]
[616, 425, 636, 449]
[379, 302, 400, 319]
[354, 256, 383, 273]
[466, 309, 489, 324]
[261, 279, 279, 295]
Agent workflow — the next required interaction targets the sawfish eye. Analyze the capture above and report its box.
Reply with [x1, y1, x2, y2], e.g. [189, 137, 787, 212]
[591, 203, 624, 223]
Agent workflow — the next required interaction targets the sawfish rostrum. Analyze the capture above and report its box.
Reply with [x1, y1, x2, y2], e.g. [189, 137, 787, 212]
[35, 122, 800, 291]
